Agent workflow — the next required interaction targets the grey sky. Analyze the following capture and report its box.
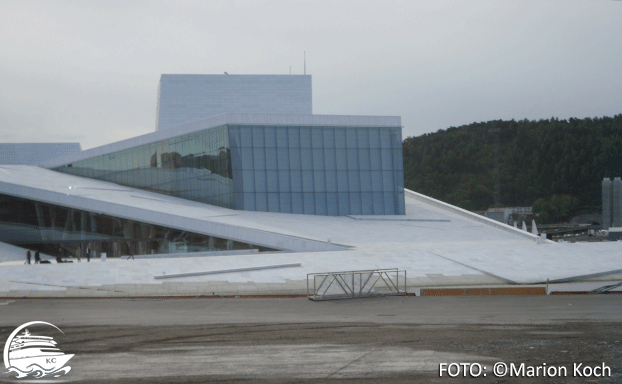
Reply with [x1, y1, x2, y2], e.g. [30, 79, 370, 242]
[1, 0, 621, 149]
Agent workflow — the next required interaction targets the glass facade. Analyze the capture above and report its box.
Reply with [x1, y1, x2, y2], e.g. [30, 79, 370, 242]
[53, 124, 405, 216]
[229, 125, 405, 215]
[54, 126, 234, 208]
[0, 193, 277, 258]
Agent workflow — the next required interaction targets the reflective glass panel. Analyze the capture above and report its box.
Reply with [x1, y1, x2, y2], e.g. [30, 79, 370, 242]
[264, 126, 276, 148]
[300, 127, 312, 148]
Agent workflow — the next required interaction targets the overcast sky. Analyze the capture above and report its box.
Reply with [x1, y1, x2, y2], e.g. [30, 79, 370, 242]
[1, 0, 621, 149]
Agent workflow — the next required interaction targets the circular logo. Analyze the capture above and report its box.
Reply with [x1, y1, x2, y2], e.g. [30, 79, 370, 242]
[3, 321, 73, 379]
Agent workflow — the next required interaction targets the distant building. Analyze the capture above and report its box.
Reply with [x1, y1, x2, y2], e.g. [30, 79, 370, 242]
[485, 206, 533, 224]
[485, 208, 512, 223]
[602, 177, 622, 229]
[511, 206, 533, 216]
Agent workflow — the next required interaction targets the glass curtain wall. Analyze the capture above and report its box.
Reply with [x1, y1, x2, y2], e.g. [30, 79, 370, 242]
[51, 124, 405, 216]
[0, 193, 277, 258]
[229, 125, 405, 215]
[53, 126, 234, 208]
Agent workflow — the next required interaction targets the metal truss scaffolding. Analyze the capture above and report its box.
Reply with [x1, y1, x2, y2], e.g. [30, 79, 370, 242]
[307, 268, 406, 301]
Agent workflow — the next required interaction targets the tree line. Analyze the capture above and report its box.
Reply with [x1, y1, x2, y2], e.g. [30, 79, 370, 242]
[402, 114, 622, 223]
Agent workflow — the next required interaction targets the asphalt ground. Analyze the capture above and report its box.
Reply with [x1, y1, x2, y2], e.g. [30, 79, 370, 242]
[1, 296, 621, 383]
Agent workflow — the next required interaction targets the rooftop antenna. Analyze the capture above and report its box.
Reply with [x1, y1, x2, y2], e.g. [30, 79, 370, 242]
[304, 51, 306, 75]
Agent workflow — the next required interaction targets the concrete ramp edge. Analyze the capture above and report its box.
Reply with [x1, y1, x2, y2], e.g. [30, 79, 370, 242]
[404, 188, 554, 243]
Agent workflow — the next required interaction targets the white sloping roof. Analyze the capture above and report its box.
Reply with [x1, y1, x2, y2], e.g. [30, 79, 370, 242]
[1, 165, 621, 288]
[0, 165, 535, 251]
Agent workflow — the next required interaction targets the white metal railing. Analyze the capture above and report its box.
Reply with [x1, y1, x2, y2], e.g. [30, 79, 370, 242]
[307, 268, 406, 301]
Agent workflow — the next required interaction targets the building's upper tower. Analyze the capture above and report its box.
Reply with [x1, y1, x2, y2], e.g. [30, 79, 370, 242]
[156, 74, 312, 131]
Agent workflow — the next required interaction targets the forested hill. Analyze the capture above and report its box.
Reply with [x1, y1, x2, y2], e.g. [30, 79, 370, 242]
[402, 114, 622, 219]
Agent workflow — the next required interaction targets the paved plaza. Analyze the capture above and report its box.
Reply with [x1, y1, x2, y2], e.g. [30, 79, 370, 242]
[1, 296, 620, 383]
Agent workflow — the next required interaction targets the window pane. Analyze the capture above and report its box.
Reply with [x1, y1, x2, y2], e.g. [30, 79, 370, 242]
[242, 170, 255, 192]
[255, 193, 267, 211]
[315, 192, 326, 215]
[325, 170, 337, 192]
[324, 148, 336, 170]
[276, 127, 288, 147]
[290, 170, 302, 192]
[268, 193, 280, 212]
[347, 149, 359, 170]
[314, 171, 325, 192]
[288, 127, 300, 147]
[380, 129, 391, 148]
[346, 129, 357, 149]
[348, 171, 360, 191]
[383, 171, 394, 191]
[240, 126, 253, 147]
[360, 170, 372, 192]
[264, 126, 276, 148]
[278, 171, 291, 192]
[337, 170, 349, 192]
[358, 148, 371, 170]
[372, 171, 384, 192]
[289, 148, 301, 169]
[228, 126, 241, 149]
[301, 149, 313, 170]
[303, 192, 315, 214]
[266, 171, 278, 192]
[361, 192, 373, 215]
[253, 127, 265, 147]
[241, 148, 254, 169]
[234, 192, 244, 210]
[253, 147, 266, 170]
[232, 169, 243, 190]
[312, 148, 324, 169]
[381, 149, 393, 170]
[291, 193, 303, 214]
[302, 170, 314, 192]
[254, 170, 267, 192]
[323, 129, 335, 148]
[279, 193, 292, 213]
[357, 129, 369, 148]
[335, 149, 347, 170]
[349, 192, 361, 215]
[373, 192, 385, 215]
[338, 193, 349, 215]
[384, 192, 394, 214]
[393, 148, 403, 171]
[326, 193, 338, 216]
[300, 127, 312, 148]
[244, 192, 256, 210]
[335, 128, 346, 148]
[370, 148, 382, 170]
[265, 148, 277, 170]
[230, 147, 243, 170]
[277, 148, 290, 169]
[311, 128, 323, 148]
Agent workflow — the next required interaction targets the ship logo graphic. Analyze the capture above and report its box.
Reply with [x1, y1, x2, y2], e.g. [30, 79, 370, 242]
[3, 321, 73, 379]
